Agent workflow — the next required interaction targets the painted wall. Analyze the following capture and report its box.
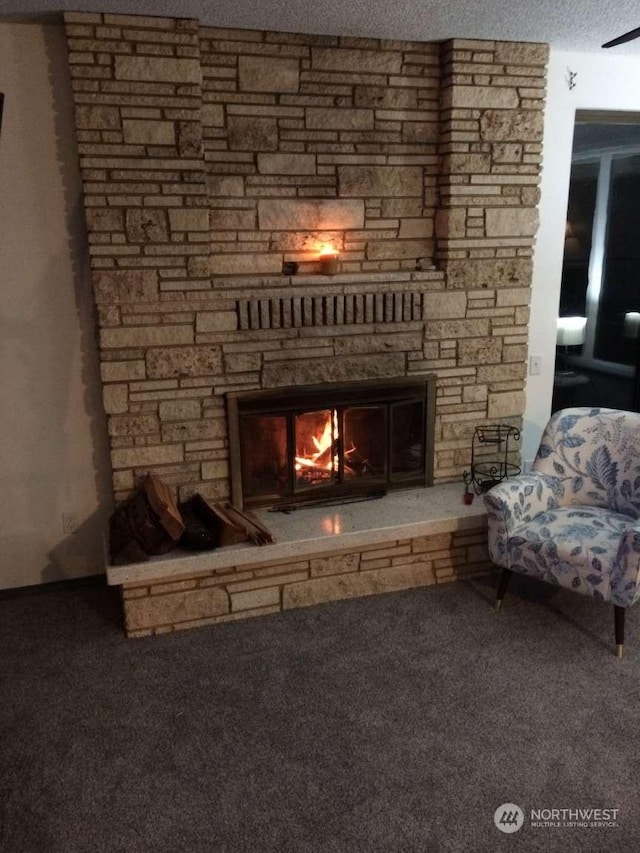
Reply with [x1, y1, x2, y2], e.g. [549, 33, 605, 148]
[524, 48, 640, 463]
[0, 23, 112, 589]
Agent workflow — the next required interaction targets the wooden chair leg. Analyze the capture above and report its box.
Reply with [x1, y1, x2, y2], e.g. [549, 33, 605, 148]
[614, 606, 625, 658]
[495, 568, 513, 611]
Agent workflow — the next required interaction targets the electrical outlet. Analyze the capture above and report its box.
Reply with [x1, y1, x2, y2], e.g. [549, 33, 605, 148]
[62, 512, 78, 534]
[529, 355, 542, 375]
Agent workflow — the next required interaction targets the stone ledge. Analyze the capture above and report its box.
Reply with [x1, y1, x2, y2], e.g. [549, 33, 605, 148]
[107, 482, 486, 586]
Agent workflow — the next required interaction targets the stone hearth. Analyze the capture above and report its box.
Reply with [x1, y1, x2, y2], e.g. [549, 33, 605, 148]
[111, 483, 490, 637]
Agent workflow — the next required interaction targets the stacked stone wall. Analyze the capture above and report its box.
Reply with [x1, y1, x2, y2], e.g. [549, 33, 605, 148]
[122, 524, 490, 637]
[63, 13, 548, 503]
[199, 27, 439, 275]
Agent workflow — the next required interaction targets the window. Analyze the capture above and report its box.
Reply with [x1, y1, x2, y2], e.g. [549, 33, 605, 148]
[561, 121, 640, 377]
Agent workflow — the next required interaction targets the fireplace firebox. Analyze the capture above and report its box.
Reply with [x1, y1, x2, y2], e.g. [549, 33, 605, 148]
[227, 376, 435, 509]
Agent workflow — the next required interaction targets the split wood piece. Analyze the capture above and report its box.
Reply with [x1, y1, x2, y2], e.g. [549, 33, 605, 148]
[222, 502, 275, 546]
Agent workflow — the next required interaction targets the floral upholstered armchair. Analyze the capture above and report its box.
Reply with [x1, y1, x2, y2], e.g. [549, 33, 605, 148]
[484, 407, 640, 657]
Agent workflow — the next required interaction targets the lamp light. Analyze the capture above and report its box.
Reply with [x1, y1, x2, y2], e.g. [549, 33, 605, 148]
[556, 315, 586, 374]
[623, 311, 640, 339]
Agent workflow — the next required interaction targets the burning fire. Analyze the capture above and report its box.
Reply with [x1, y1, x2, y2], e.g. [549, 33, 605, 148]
[295, 410, 339, 475]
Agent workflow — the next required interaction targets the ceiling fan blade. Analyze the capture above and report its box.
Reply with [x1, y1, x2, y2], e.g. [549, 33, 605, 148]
[602, 25, 640, 48]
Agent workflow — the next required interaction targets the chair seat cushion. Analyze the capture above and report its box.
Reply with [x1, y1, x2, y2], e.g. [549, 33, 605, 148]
[507, 506, 634, 602]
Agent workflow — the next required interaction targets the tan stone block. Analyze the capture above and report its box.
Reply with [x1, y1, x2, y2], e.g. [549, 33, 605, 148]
[94, 269, 158, 304]
[262, 352, 405, 389]
[108, 414, 159, 437]
[207, 175, 244, 197]
[444, 153, 491, 174]
[450, 85, 518, 109]
[463, 384, 488, 403]
[422, 292, 467, 320]
[496, 288, 530, 307]
[168, 208, 209, 232]
[381, 198, 423, 218]
[338, 165, 422, 198]
[477, 362, 526, 383]
[150, 579, 198, 595]
[188, 255, 211, 277]
[146, 346, 222, 378]
[307, 108, 373, 131]
[124, 586, 228, 631]
[227, 115, 277, 151]
[163, 419, 225, 442]
[312, 47, 402, 75]
[487, 390, 525, 419]
[202, 104, 224, 128]
[101, 325, 194, 349]
[101, 360, 146, 382]
[115, 56, 201, 84]
[445, 258, 532, 289]
[480, 109, 544, 142]
[367, 240, 429, 260]
[122, 119, 175, 145]
[424, 318, 489, 339]
[85, 208, 124, 232]
[113, 470, 135, 492]
[485, 208, 539, 238]
[398, 218, 433, 239]
[458, 337, 502, 366]
[201, 460, 228, 479]
[402, 122, 438, 144]
[209, 208, 256, 230]
[493, 143, 524, 163]
[310, 552, 360, 577]
[196, 311, 239, 333]
[159, 399, 201, 420]
[177, 121, 202, 157]
[103, 384, 128, 414]
[230, 586, 280, 612]
[125, 209, 168, 243]
[334, 332, 421, 356]
[224, 352, 261, 372]
[111, 444, 184, 469]
[354, 86, 417, 110]
[238, 56, 299, 92]
[75, 105, 121, 129]
[258, 199, 364, 231]
[282, 562, 434, 610]
[211, 252, 282, 275]
[257, 153, 316, 175]
[494, 42, 549, 66]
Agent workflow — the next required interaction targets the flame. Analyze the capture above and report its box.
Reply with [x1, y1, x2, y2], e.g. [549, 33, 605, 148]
[319, 243, 337, 258]
[295, 410, 338, 474]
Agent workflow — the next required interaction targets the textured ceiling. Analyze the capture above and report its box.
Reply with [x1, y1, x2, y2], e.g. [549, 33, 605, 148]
[1, 0, 640, 53]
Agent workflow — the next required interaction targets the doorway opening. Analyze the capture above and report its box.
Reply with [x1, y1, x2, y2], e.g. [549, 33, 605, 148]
[554, 111, 640, 413]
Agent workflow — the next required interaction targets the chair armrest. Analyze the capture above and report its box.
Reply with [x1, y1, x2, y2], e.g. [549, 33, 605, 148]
[610, 525, 640, 607]
[483, 474, 564, 568]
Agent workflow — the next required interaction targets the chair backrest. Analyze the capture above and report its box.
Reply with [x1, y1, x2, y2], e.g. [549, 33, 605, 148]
[533, 407, 640, 518]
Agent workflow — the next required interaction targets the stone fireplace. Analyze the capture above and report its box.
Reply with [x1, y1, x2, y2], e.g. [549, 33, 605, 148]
[61, 12, 548, 635]
[228, 376, 435, 509]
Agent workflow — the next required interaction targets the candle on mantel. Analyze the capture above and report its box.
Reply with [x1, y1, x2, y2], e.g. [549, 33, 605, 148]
[319, 245, 339, 275]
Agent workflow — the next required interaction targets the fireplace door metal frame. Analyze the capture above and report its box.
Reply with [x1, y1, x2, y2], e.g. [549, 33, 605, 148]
[227, 375, 436, 510]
